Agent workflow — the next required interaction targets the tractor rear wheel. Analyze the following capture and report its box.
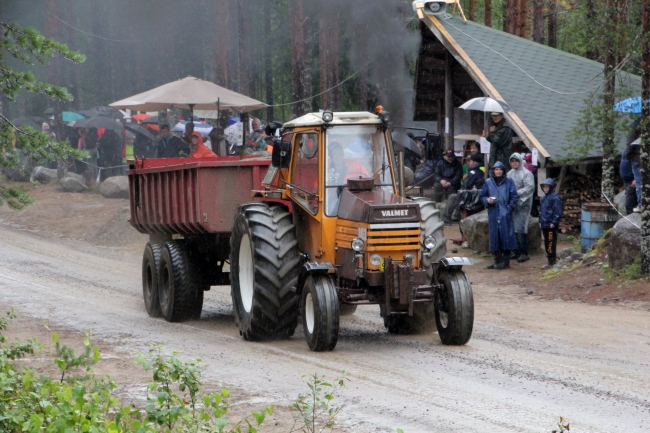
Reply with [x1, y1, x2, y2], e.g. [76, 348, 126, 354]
[230, 203, 301, 341]
[158, 241, 201, 322]
[435, 269, 474, 345]
[412, 197, 447, 281]
[301, 274, 339, 351]
[142, 242, 162, 318]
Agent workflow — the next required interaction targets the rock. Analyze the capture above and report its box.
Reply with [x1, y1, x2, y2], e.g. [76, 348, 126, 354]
[613, 190, 627, 213]
[59, 176, 88, 193]
[557, 248, 573, 260]
[99, 176, 129, 199]
[66, 172, 86, 184]
[570, 252, 584, 261]
[31, 166, 58, 183]
[527, 289, 534, 295]
[608, 212, 642, 270]
[459, 210, 542, 253]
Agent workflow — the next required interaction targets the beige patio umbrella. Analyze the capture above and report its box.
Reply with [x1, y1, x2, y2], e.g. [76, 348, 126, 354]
[109, 76, 267, 114]
[110, 76, 267, 150]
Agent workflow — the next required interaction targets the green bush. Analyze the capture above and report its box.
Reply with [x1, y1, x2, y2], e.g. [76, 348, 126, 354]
[0, 310, 350, 433]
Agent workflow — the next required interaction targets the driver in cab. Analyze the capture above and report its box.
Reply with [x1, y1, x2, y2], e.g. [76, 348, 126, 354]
[327, 140, 370, 185]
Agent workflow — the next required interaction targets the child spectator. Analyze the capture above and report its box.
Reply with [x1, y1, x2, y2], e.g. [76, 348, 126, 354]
[539, 178, 563, 268]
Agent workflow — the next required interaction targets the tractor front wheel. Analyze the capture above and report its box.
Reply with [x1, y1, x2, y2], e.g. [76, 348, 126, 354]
[301, 274, 339, 351]
[435, 269, 474, 345]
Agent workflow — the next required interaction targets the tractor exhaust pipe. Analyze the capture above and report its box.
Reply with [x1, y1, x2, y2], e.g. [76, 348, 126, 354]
[398, 151, 405, 197]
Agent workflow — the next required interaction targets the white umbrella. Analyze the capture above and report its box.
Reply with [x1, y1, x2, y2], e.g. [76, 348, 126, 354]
[459, 97, 511, 113]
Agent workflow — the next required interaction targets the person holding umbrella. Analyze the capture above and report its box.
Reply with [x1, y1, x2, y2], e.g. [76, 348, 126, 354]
[482, 112, 513, 171]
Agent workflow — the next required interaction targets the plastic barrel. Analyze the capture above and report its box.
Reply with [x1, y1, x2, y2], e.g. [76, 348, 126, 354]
[580, 202, 620, 253]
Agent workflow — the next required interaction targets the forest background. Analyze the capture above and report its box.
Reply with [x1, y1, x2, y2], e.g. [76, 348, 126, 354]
[1, 0, 645, 127]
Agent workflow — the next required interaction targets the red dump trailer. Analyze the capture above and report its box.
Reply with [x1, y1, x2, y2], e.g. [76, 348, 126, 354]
[127, 156, 271, 322]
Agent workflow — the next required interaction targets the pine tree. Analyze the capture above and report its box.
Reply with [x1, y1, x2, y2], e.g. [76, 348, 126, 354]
[0, 19, 85, 209]
[641, 0, 650, 274]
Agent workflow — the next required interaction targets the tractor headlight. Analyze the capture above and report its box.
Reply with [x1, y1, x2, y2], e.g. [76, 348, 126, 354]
[404, 253, 416, 264]
[351, 238, 365, 252]
[370, 254, 382, 266]
[424, 235, 436, 250]
[322, 110, 333, 123]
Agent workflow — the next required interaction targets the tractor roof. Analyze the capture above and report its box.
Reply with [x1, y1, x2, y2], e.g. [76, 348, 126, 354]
[282, 111, 382, 128]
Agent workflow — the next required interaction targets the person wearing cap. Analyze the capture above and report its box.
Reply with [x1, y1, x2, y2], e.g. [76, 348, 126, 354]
[431, 149, 462, 202]
[480, 161, 518, 269]
[507, 153, 535, 262]
[539, 178, 563, 268]
[482, 112, 513, 171]
[443, 153, 485, 224]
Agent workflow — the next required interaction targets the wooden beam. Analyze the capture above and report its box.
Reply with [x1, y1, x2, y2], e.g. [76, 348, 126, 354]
[417, 9, 551, 159]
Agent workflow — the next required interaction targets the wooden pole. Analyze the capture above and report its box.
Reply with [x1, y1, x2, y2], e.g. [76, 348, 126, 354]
[445, 51, 454, 151]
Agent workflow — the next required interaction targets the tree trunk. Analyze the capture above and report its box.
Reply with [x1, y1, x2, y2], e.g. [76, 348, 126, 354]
[601, 0, 619, 201]
[641, 0, 650, 274]
[505, 0, 516, 34]
[290, 0, 306, 116]
[237, 1, 254, 96]
[485, 0, 492, 27]
[518, 0, 527, 38]
[585, 0, 599, 59]
[548, 0, 557, 48]
[318, 1, 329, 110]
[469, 0, 475, 21]
[263, 0, 274, 121]
[215, 0, 232, 87]
[533, 0, 544, 43]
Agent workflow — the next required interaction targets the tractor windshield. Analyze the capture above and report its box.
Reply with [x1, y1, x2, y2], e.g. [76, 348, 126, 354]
[325, 125, 395, 216]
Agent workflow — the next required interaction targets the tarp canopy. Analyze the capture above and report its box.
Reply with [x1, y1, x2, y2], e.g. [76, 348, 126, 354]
[109, 76, 267, 113]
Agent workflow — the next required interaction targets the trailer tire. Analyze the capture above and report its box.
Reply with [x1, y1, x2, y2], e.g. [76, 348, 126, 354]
[142, 242, 162, 318]
[189, 286, 205, 320]
[158, 241, 200, 322]
[412, 197, 447, 280]
[302, 274, 339, 351]
[435, 269, 474, 345]
[230, 203, 301, 341]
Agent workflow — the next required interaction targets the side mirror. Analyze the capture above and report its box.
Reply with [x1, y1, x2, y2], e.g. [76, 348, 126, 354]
[271, 138, 292, 168]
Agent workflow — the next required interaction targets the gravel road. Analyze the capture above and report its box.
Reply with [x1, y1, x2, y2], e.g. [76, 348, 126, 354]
[1, 226, 649, 432]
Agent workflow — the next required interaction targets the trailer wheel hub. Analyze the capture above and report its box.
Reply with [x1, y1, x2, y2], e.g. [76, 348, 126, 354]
[239, 234, 254, 313]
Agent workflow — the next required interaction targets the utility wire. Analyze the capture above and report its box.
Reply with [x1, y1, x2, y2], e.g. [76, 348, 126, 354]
[266, 71, 360, 108]
[47, 12, 132, 43]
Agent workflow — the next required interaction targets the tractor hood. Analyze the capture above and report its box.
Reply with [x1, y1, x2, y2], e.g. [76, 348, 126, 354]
[337, 189, 420, 223]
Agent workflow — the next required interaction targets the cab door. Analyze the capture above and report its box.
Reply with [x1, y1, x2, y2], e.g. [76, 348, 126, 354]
[288, 131, 323, 260]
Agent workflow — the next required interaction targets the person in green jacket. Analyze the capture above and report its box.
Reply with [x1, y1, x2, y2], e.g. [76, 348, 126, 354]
[482, 112, 513, 172]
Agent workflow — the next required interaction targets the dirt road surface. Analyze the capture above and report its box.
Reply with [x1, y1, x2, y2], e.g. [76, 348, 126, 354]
[1, 186, 649, 432]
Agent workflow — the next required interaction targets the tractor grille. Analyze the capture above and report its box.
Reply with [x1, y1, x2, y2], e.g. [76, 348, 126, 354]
[366, 222, 420, 252]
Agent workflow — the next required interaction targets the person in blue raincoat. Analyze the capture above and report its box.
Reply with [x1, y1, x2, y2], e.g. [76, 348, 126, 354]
[480, 161, 518, 269]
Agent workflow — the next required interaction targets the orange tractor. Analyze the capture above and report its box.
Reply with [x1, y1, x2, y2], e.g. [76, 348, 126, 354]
[129, 110, 474, 352]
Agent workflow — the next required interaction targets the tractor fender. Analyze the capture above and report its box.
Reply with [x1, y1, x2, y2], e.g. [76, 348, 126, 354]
[297, 262, 336, 296]
[440, 257, 473, 270]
